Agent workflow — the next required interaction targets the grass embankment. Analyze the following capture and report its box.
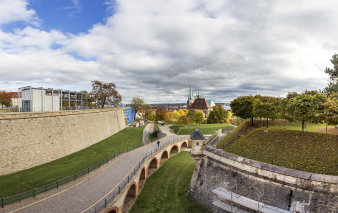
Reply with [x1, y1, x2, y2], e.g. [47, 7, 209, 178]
[216, 121, 250, 149]
[130, 152, 210, 213]
[170, 123, 234, 135]
[227, 129, 338, 175]
[0, 127, 144, 197]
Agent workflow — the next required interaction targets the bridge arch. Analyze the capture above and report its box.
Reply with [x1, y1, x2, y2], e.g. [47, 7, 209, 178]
[170, 145, 179, 156]
[160, 150, 169, 165]
[181, 141, 188, 148]
[138, 167, 146, 189]
[147, 158, 158, 176]
[122, 183, 137, 213]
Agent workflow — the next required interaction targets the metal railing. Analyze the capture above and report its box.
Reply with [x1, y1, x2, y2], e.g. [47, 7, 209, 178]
[1, 143, 144, 208]
[86, 136, 189, 213]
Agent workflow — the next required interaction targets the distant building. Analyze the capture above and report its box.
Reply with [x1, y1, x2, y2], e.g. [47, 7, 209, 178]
[18, 86, 89, 112]
[7, 92, 21, 107]
[187, 86, 213, 117]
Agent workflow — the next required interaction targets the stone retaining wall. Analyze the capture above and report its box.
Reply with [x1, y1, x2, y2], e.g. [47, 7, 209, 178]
[189, 146, 338, 212]
[0, 108, 126, 175]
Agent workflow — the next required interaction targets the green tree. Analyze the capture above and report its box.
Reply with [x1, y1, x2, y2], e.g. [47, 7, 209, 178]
[0, 91, 11, 108]
[253, 96, 281, 127]
[324, 54, 338, 95]
[131, 97, 144, 116]
[194, 110, 205, 124]
[207, 104, 228, 123]
[282, 92, 325, 132]
[91, 80, 122, 108]
[142, 104, 152, 110]
[144, 109, 155, 121]
[323, 92, 338, 125]
[155, 107, 169, 121]
[230, 96, 255, 125]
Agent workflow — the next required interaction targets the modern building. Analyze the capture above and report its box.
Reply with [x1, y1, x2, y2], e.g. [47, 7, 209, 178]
[18, 86, 90, 112]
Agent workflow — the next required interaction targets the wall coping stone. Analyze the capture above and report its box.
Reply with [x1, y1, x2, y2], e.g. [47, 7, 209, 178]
[204, 146, 338, 184]
[0, 108, 125, 120]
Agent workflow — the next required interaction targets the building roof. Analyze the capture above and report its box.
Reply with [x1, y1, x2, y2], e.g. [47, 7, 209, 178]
[207, 100, 215, 107]
[190, 127, 205, 140]
[189, 98, 211, 110]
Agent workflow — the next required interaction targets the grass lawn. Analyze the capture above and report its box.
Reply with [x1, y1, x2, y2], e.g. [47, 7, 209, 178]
[263, 120, 337, 134]
[130, 152, 210, 213]
[0, 127, 144, 197]
[170, 123, 234, 135]
[226, 128, 338, 175]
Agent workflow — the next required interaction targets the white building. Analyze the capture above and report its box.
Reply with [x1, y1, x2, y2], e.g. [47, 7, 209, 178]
[19, 86, 89, 112]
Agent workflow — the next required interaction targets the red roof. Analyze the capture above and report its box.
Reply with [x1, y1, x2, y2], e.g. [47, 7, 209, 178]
[7, 92, 21, 99]
[189, 98, 211, 109]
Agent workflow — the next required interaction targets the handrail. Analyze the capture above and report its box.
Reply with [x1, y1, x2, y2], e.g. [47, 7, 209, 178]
[85, 136, 189, 213]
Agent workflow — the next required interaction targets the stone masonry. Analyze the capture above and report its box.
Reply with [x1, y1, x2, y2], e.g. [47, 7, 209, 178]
[189, 146, 338, 213]
[0, 108, 126, 175]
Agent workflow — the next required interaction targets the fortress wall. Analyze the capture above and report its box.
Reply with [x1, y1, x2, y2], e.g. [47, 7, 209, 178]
[0, 108, 126, 175]
[189, 146, 338, 213]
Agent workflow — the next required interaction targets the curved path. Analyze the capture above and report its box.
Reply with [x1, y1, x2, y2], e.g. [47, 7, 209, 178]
[1, 127, 183, 213]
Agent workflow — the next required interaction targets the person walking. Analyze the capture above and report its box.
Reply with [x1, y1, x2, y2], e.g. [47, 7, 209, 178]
[157, 140, 160, 147]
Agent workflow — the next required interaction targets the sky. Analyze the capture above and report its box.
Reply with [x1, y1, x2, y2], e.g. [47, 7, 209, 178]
[0, 0, 337, 104]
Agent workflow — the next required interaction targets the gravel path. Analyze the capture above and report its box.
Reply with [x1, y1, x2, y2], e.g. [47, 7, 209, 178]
[2, 128, 181, 213]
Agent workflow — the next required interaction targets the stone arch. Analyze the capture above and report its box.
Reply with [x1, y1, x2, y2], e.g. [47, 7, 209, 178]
[170, 145, 179, 156]
[122, 183, 137, 213]
[181, 141, 188, 148]
[138, 167, 146, 189]
[147, 158, 158, 176]
[107, 208, 118, 213]
[160, 150, 169, 165]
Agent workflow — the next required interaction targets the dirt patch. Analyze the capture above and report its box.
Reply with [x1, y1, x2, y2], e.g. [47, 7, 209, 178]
[316, 127, 338, 135]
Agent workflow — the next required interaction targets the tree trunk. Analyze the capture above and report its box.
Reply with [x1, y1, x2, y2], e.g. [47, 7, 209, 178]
[251, 116, 254, 126]
[326, 124, 328, 134]
[302, 120, 305, 132]
[267, 117, 269, 128]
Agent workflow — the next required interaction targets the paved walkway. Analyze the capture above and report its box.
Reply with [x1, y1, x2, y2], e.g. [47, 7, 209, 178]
[1, 127, 182, 213]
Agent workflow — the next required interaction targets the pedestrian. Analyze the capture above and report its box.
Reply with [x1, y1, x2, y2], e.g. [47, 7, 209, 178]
[157, 140, 160, 147]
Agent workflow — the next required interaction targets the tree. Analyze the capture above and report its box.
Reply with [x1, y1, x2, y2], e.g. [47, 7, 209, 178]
[230, 96, 255, 125]
[207, 104, 228, 124]
[323, 92, 338, 126]
[142, 104, 152, 110]
[155, 107, 169, 121]
[324, 54, 338, 95]
[0, 91, 11, 108]
[253, 96, 281, 127]
[282, 92, 325, 132]
[131, 97, 144, 116]
[194, 110, 205, 124]
[178, 115, 192, 124]
[144, 109, 155, 121]
[91, 80, 122, 108]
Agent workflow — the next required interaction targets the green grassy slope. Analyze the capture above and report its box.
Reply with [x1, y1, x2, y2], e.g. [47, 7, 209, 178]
[0, 127, 144, 197]
[170, 123, 234, 135]
[130, 152, 210, 213]
[227, 128, 338, 175]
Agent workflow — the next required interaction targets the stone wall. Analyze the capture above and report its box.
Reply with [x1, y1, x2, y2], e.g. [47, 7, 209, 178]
[189, 146, 338, 213]
[0, 108, 126, 175]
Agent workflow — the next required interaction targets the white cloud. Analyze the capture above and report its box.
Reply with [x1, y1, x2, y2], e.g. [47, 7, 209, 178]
[0, 0, 38, 25]
[1, 0, 338, 103]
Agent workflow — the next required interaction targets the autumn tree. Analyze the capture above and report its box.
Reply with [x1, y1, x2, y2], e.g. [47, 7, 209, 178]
[131, 97, 144, 116]
[144, 109, 155, 121]
[194, 110, 205, 124]
[155, 107, 169, 121]
[323, 92, 338, 126]
[0, 91, 11, 108]
[207, 104, 228, 124]
[230, 96, 255, 125]
[324, 54, 338, 95]
[91, 80, 122, 108]
[178, 115, 192, 124]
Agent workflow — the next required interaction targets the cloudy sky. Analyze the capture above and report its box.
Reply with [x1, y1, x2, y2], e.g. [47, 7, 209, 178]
[0, 0, 337, 103]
